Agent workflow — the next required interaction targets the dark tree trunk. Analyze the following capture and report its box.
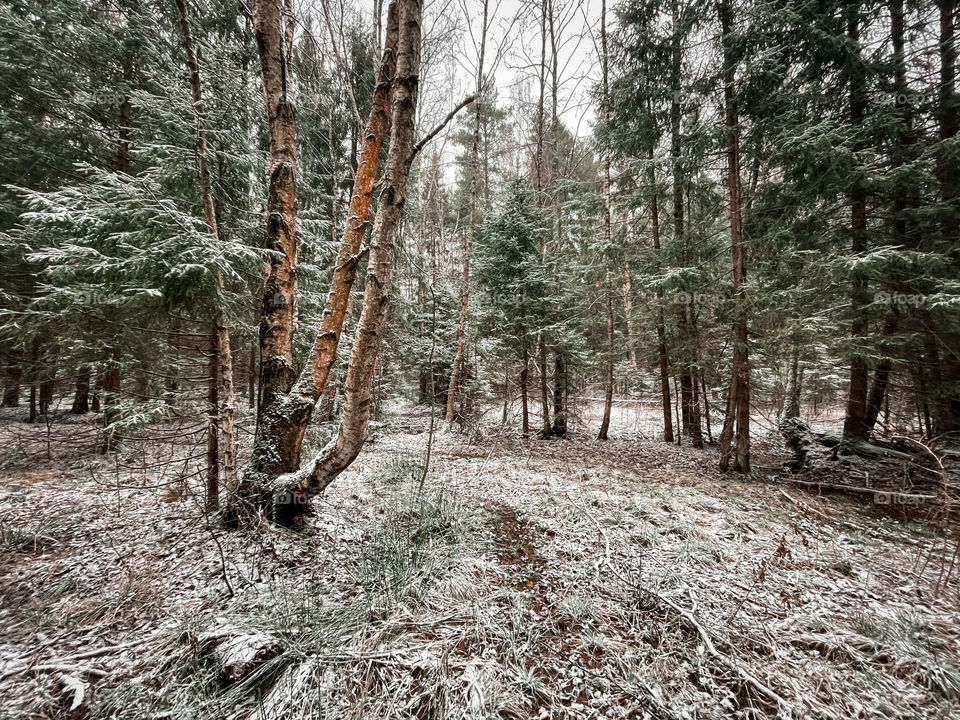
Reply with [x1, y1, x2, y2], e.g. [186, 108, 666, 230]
[864, 312, 900, 433]
[551, 351, 567, 438]
[71, 366, 91, 414]
[2, 358, 21, 407]
[521, 347, 530, 435]
[38, 377, 53, 416]
[934, 0, 960, 436]
[247, 345, 256, 409]
[842, 9, 870, 444]
[536, 335, 551, 435]
[597, 0, 613, 441]
[718, 0, 750, 472]
[206, 329, 220, 511]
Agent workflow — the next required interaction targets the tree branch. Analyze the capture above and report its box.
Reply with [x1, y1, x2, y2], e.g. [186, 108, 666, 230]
[410, 94, 477, 158]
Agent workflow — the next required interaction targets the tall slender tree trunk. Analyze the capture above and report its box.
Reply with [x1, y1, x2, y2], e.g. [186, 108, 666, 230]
[447, 0, 488, 422]
[649, 154, 674, 442]
[521, 346, 530, 436]
[176, 0, 238, 496]
[247, 345, 256, 409]
[718, 0, 750, 472]
[599, 295, 614, 440]
[206, 329, 221, 510]
[622, 255, 639, 373]
[217, 327, 238, 495]
[687, 312, 703, 448]
[598, 0, 613, 441]
[934, 0, 960, 435]
[842, 8, 870, 444]
[669, 0, 695, 446]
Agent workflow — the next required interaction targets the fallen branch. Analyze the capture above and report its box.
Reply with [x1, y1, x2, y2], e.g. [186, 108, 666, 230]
[778, 488, 830, 520]
[657, 588, 789, 710]
[0, 663, 108, 682]
[785, 478, 936, 503]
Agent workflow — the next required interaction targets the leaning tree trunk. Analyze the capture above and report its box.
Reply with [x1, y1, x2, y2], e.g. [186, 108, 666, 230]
[242, 0, 402, 493]
[280, 0, 423, 499]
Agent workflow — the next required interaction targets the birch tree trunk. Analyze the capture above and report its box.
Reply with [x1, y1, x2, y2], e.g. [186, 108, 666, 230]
[286, 0, 423, 496]
[239, 0, 402, 505]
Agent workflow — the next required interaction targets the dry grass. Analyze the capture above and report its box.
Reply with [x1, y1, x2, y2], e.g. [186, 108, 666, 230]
[0, 405, 958, 719]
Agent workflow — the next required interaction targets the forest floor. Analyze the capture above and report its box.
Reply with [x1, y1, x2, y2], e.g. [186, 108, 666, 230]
[1, 404, 959, 720]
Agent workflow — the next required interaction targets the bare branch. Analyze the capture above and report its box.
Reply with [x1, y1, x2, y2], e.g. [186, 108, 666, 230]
[411, 94, 477, 158]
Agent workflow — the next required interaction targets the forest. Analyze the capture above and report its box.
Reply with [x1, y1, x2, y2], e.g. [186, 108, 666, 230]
[0, 0, 959, 717]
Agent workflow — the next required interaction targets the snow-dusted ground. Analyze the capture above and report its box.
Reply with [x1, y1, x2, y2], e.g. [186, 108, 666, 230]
[1, 406, 958, 719]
